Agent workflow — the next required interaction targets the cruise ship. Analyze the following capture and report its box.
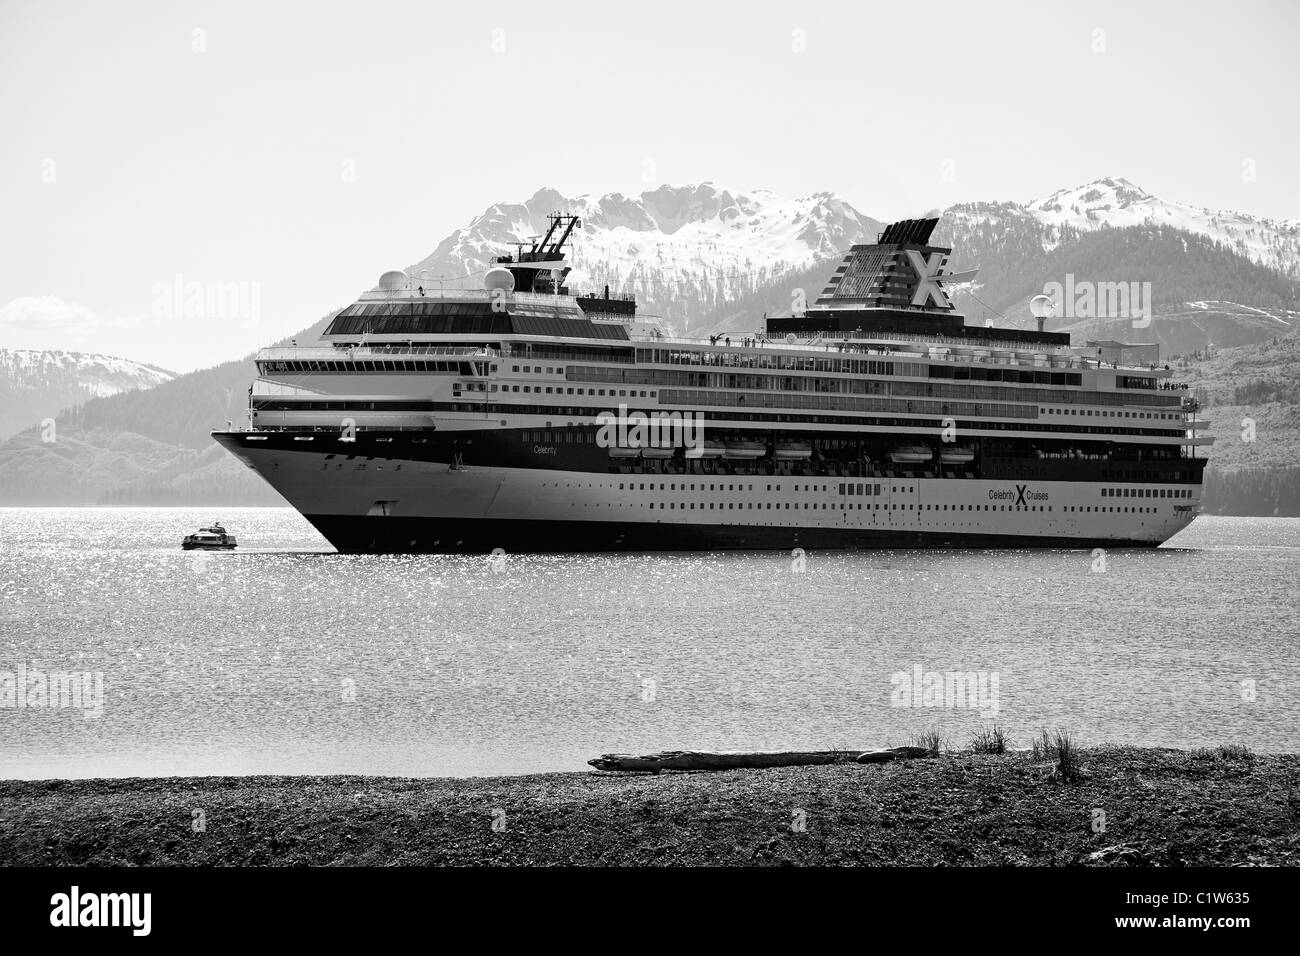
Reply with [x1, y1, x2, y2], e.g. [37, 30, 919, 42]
[213, 214, 1210, 553]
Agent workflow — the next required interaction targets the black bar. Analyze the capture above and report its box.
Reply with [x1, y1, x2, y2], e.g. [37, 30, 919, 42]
[0, 866, 1280, 944]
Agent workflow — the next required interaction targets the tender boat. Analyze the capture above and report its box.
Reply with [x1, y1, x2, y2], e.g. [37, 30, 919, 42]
[939, 445, 975, 464]
[182, 522, 237, 550]
[890, 445, 933, 464]
[774, 440, 812, 460]
[723, 439, 766, 459]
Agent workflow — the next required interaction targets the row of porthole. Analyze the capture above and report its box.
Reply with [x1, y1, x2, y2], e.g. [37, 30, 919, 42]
[1103, 486, 1192, 499]
[1042, 406, 1179, 421]
[561, 500, 1165, 519]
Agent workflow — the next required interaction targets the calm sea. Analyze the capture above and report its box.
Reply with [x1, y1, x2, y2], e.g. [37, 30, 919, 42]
[0, 508, 1296, 779]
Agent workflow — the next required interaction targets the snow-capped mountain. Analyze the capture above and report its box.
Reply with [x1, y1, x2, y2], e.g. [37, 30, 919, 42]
[931, 178, 1300, 354]
[404, 177, 1297, 341]
[1022, 177, 1300, 275]
[406, 183, 883, 332]
[0, 349, 174, 439]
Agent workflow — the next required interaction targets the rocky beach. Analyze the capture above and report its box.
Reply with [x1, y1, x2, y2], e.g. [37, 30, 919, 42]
[1, 746, 1295, 867]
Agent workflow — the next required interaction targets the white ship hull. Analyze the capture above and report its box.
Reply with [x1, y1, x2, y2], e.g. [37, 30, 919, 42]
[217, 434, 1198, 552]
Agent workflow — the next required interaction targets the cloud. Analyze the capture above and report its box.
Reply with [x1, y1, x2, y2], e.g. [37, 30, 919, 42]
[0, 295, 101, 340]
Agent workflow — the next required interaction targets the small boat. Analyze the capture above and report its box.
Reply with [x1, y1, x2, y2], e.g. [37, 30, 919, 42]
[774, 440, 812, 461]
[939, 445, 975, 464]
[607, 446, 640, 459]
[642, 444, 676, 459]
[689, 439, 727, 459]
[183, 522, 237, 551]
[723, 439, 766, 459]
[890, 445, 933, 464]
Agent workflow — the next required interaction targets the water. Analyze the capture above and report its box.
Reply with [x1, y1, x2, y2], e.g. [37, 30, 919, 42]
[0, 508, 1296, 780]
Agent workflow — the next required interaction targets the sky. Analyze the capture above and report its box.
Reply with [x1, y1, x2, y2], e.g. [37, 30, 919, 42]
[2, 0, 1298, 371]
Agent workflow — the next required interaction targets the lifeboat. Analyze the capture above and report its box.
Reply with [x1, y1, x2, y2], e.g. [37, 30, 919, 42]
[889, 445, 933, 464]
[774, 440, 812, 461]
[607, 446, 640, 459]
[723, 439, 766, 459]
[939, 445, 975, 464]
[642, 445, 676, 459]
[697, 439, 727, 458]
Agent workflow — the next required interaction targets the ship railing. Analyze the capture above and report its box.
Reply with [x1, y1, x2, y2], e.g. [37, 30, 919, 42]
[245, 424, 443, 435]
[357, 287, 578, 307]
[255, 345, 498, 361]
[627, 333, 1166, 373]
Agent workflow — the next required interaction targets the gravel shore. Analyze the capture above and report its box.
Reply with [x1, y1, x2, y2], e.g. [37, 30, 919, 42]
[1, 747, 1296, 866]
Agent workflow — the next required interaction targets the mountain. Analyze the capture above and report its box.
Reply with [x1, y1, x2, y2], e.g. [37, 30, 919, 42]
[0, 314, 337, 505]
[931, 216, 1300, 352]
[1025, 176, 1300, 276]
[407, 183, 883, 333]
[1167, 328, 1300, 516]
[0, 349, 174, 440]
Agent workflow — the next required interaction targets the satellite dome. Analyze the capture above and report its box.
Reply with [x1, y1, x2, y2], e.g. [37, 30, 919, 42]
[1029, 294, 1056, 319]
[378, 270, 409, 292]
[484, 267, 515, 293]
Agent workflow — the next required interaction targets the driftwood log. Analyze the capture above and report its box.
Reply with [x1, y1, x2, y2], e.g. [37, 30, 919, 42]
[856, 746, 933, 764]
[588, 750, 863, 773]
